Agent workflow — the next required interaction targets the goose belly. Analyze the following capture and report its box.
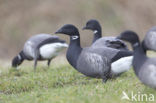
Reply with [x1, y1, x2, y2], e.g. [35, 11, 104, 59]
[111, 56, 133, 75]
[39, 43, 67, 59]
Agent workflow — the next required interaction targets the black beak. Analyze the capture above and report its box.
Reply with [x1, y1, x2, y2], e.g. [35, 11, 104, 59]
[55, 29, 63, 34]
[116, 35, 122, 39]
[82, 26, 88, 30]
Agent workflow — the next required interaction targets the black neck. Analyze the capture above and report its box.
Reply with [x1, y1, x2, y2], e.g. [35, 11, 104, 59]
[19, 51, 25, 60]
[16, 51, 25, 65]
[66, 36, 82, 68]
[132, 42, 147, 75]
[93, 27, 102, 43]
[19, 50, 30, 60]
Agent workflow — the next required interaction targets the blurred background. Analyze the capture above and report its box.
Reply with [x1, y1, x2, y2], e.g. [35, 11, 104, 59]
[1, 0, 156, 59]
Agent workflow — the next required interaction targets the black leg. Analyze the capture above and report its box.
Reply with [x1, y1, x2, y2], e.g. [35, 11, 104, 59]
[47, 59, 52, 67]
[34, 59, 37, 72]
[102, 76, 108, 83]
[34, 49, 40, 72]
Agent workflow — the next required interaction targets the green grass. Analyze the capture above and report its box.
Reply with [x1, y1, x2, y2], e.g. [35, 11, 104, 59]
[0, 63, 156, 103]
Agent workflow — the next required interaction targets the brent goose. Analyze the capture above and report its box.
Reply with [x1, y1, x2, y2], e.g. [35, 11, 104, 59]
[55, 24, 133, 82]
[143, 26, 156, 51]
[117, 30, 156, 88]
[82, 19, 128, 50]
[12, 34, 68, 70]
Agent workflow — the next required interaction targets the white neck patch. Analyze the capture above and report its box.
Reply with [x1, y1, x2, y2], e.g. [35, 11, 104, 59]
[94, 30, 98, 34]
[133, 42, 139, 47]
[71, 35, 79, 40]
[18, 54, 22, 60]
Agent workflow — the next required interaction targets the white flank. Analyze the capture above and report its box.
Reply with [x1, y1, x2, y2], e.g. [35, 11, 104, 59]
[39, 43, 68, 59]
[111, 56, 133, 74]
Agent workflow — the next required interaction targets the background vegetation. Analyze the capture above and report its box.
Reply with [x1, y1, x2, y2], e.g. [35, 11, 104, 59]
[1, 0, 156, 59]
[0, 0, 156, 103]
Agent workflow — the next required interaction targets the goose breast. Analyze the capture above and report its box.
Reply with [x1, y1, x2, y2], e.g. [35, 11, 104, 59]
[138, 58, 156, 88]
[76, 48, 111, 78]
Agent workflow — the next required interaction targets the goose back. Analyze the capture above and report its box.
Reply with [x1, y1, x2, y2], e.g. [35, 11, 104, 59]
[23, 34, 59, 59]
[143, 26, 156, 51]
[91, 36, 128, 50]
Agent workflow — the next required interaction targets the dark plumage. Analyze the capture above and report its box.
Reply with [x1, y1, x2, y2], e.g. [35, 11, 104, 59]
[83, 19, 128, 50]
[117, 30, 156, 89]
[12, 34, 68, 70]
[55, 24, 133, 82]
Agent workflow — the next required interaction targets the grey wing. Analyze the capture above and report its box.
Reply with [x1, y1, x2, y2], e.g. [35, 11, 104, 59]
[85, 47, 119, 60]
[27, 34, 58, 46]
[23, 34, 59, 59]
[144, 27, 156, 51]
[77, 51, 111, 78]
[92, 36, 128, 50]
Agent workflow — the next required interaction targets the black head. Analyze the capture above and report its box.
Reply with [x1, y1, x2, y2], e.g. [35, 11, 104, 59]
[55, 24, 79, 36]
[82, 19, 101, 31]
[117, 30, 140, 45]
[12, 55, 23, 67]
